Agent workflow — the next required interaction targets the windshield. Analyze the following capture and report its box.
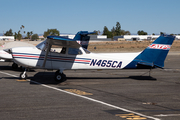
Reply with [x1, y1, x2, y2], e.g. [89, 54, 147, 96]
[36, 39, 47, 50]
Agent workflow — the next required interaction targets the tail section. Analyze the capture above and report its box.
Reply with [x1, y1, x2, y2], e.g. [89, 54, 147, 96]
[74, 31, 94, 49]
[125, 34, 175, 69]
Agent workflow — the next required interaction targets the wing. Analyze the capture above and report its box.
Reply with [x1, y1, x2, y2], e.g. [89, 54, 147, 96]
[47, 36, 81, 48]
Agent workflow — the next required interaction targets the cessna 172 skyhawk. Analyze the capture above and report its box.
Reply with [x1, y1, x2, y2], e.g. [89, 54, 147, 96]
[6, 32, 175, 82]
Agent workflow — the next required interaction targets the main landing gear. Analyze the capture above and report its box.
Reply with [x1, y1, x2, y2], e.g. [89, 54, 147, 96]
[12, 62, 18, 69]
[12, 62, 25, 71]
[54, 70, 67, 82]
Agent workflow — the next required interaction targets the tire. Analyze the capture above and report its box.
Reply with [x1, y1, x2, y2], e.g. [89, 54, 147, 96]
[12, 63, 18, 69]
[54, 72, 66, 82]
[20, 72, 27, 80]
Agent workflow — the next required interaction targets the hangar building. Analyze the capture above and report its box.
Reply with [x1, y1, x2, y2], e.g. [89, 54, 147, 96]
[0, 36, 14, 41]
[114, 35, 180, 41]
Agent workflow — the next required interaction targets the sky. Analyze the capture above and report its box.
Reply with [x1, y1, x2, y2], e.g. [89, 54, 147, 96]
[1, 0, 180, 35]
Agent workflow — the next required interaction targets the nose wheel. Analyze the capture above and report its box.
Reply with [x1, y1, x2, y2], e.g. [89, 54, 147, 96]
[54, 70, 66, 82]
[20, 69, 27, 80]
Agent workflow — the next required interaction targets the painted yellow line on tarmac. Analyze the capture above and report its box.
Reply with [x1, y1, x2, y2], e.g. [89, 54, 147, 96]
[64, 89, 93, 95]
[116, 113, 147, 119]
[16, 79, 27, 82]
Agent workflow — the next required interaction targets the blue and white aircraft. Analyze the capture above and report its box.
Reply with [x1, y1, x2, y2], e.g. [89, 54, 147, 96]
[6, 32, 175, 82]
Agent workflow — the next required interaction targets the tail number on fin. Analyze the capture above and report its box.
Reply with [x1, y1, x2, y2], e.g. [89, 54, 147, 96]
[148, 44, 171, 50]
[90, 59, 122, 68]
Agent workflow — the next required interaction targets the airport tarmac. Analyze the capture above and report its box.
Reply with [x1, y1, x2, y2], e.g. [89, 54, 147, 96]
[0, 54, 180, 120]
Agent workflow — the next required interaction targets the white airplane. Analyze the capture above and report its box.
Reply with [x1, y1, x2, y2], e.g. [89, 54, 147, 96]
[0, 41, 34, 69]
[5, 32, 175, 82]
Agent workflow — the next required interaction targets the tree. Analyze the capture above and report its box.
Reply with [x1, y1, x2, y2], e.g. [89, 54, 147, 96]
[20, 25, 26, 36]
[124, 30, 131, 35]
[111, 27, 115, 37]
[115, 22, 121, 36]
[43, 31, 49, 38]
[43, 29, 60, 38]
[14, 32, 17, 40]
[160, 32, 165, 35]
[17, 30, 22, 40]
[30, 31, 33, 35]
[91, 30, 99, 35]
[103, 26, 112, 38]
[27, 32, 30, 39]
[137, 30, 147, 35]
[31, 34, 39, 41]
[4, 29, 13, 36]
[26, 31, 33, 39]
[121, 30, 131, 35]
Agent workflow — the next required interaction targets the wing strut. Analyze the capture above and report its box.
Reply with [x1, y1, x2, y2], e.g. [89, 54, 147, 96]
[42, 41, 51, 67]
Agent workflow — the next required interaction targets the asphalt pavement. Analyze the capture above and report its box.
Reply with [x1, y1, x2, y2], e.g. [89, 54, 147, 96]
[0, 54, 180, 120]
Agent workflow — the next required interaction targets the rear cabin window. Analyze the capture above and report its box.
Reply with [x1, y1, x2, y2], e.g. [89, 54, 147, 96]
[68, 48, 82, 55]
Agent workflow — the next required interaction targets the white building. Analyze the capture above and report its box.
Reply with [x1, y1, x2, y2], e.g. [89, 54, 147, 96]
[0, 36, 14, 41]
[175, 35, 180, 39]
[114, 35, 180, 41]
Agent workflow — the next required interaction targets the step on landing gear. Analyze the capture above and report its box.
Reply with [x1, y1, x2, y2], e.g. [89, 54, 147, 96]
[54, 70, 66, 82]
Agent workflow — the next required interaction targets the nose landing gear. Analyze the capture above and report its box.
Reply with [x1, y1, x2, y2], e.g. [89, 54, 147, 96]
[20, 69, 27, 80]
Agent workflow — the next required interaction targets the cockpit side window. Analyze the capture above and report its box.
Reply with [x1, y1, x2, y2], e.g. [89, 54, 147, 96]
[68, 48, 82, 55]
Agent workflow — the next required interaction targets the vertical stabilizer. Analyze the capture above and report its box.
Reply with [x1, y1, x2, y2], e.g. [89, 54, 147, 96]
[125, 35, 175, 69]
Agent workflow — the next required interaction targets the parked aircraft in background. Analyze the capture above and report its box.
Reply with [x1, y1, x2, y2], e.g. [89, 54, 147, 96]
[0, 41, 34, 69]
[5, 32, 175, 82]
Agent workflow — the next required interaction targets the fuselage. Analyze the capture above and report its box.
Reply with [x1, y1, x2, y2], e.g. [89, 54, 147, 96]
[11, 46, 140, 70]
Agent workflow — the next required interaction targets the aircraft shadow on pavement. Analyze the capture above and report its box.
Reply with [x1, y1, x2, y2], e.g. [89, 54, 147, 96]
[0, 65, 15, 71]
[29, 72, 57, 85]
[29, 72, 131, 85]
[66, 77, 129, 80]
[68, 76, 157, 81]
[128, 76, 157, 81]
[29, 72, 157, 85]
